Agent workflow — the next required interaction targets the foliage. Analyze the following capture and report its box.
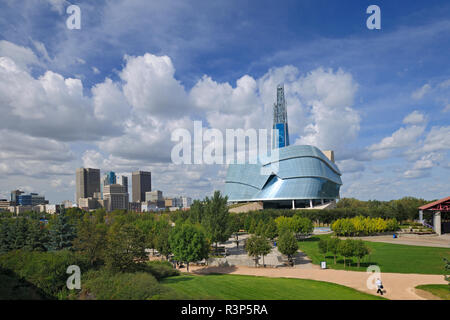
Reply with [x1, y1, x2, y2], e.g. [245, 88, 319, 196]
[245, 235, 271, 267]
[332, 216, 399, 236]
[145, 260, 180, 280]
[104, 223, 147, 273]
[202, 191, 230, 247]
[169, 222, 209, 272]
[47, 213, 76, 251]
[0, 249, 88, 298]
[277, 231, 298, 264]
[72, 215, 107, 266]
[82, 269, 179, 300]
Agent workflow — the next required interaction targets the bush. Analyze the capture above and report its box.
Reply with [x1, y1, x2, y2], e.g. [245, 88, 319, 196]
[145, 260, 179, 280]
[81, 269, 179, 300]
[0, 249, 89, 298]
[331, 216, 399, 236]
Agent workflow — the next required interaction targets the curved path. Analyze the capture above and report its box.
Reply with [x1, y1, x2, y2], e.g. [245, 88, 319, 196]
[182, 264, 446, 300]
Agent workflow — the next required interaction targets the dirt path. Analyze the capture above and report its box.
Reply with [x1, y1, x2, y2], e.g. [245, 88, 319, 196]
[180, 265, 447, 300]
[350, 234, 450, 248]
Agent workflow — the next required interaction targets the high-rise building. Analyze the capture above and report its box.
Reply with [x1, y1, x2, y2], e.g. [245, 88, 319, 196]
[117, 175, 128, 190]
[103, 171, 116, 186]
[145, 190, 164, 208]
[132, 171, 151, 203]
[76, 168, 101, 205]
[103, 184, 129, 212]
[10, 190, 24, 205]
[272, 84, 290, 149]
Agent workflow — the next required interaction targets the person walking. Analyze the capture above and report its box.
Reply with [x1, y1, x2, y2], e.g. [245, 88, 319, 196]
[376, 278, 384, 295]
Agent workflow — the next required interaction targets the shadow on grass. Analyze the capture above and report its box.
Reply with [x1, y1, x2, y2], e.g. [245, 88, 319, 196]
[191, 265, 238, 275]
[0, 268, 52, 300]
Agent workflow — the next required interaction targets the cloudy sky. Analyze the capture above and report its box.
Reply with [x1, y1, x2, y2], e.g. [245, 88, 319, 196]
[0, 0, 449, 203]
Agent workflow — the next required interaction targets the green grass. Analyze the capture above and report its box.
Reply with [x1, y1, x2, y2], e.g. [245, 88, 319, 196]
[297, 234, 450, 274]
[161, 274, 385, 300]
[415, 285, 450, 300]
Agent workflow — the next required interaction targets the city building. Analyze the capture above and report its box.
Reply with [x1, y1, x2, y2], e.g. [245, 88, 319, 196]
[128, 201, 141, 212]
[225, 85, 342, 209]
[103, 184, 129, 212]
[0, 199, 11, 211]
[145, 190, 165, 208]
[78, 197, 101, 211]
[103, 171, 117, 186]
[132, 171, 151, 203]
[165, 198, 174, 207]
[10, 190, 24, 205]
[76, 168, 101, 206]
[62, 200, 74, 208]
[117, 175, 128, 190]
[181, 196, 192, 209]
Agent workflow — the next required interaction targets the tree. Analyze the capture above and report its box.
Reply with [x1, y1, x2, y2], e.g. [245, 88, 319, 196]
[338, 239, 355, 268]
[277, 231, 298, 266]
[73, 215, 107, 266]
[328, 237, 341, 264]
[25, 220, 49, 252]
[47, 213, 76, 251]
[318, 238, 329, 259]
[353, 240, 370, 268]
[255, 220, 266, 237]
[169, 223, 209, 272]
[0, 220, 11, 253]
[104, 223, 147, 272]
[155, 218, 172, 260]
[245, 235, 271, 267]
[264, 220, 278, 241]
[202, 191, 230, 252]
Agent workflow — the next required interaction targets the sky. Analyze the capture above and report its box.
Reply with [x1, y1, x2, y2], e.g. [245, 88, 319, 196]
[0, 0, 449, 203]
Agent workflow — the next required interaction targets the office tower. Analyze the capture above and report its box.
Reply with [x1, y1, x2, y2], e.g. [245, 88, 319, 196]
[145, 190, 164, 208]
[103, 171, 116, 187]
[76, 168, 101, 205]
[117, 176, 128, 190]
[103, 184, 129, 212]
[272, 84, 290, 149]
[10, 190, 24, 205]
[181, 196, 192, 208]
[132, 171, 151, 203]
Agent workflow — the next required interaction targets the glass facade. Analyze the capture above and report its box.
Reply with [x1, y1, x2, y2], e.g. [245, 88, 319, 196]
[225, 145, 342, 202]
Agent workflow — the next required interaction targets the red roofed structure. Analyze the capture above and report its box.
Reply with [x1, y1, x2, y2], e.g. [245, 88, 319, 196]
[419, 196, 450, 235]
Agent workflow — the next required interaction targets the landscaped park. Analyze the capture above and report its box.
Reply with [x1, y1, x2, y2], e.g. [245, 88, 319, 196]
[0, 193, 448, 300]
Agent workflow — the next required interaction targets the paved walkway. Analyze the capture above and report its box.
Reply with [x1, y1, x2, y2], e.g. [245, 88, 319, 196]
[182, 264, 447, 300]
[350, 233, 450, 248]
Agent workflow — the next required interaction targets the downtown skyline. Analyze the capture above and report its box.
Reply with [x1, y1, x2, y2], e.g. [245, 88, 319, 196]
[0, 0, 449, 203]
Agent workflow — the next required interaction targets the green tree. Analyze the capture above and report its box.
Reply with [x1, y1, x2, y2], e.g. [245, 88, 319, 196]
[245, 235, 271, 267]
[202, 191, 230, 252]
[0, 220, 12, 253]
[328, 237, 341, 264]
[73, 215, 107, 266]
[353, 240, 370, 268]
[104, 223, 147, 272]
[47, 213, 76, 251]
[169, 223, 209, 272]
[264, 219, 278, 241]
[318, 238, 329, 259]
[25, 220, 49, 252]
[338, 239, 355, 268]
[277, 231, 299, 266]
[155, 218, 172, 260]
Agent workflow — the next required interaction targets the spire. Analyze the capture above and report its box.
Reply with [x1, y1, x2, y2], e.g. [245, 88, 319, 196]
[272, 84, 290, 149]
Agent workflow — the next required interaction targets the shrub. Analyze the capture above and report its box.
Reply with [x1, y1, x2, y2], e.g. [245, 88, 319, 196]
[0, 249, 89, 298]
[81, 269, 178, 300]
[145, 260, 179, 280]
[331, 216, 399, 236]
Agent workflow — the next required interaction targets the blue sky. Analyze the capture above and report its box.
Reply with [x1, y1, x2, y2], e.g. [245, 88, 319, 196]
[0, 0, 449, 203]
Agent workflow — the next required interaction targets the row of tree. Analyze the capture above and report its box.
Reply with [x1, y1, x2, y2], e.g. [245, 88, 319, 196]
[318, 237, 371, 268]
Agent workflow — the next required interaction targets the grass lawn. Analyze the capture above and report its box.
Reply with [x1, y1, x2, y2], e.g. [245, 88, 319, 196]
[161, 274, 385, 300]
[415, 285, 450, 300]
[297, 234, 450, 274]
